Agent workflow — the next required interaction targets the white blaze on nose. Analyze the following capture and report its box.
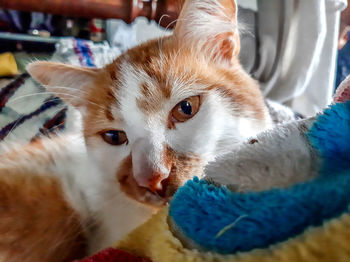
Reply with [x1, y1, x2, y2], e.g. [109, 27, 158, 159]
[131, 138, 170, 191]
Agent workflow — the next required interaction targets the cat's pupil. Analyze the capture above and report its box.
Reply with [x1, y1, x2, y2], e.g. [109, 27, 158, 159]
[180, 101, 192, 115]
[106, 131, 119, 142]
[101, 130, 128, 146]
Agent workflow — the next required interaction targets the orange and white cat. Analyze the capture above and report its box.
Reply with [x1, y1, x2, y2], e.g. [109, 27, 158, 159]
[0, 0, 271, 261]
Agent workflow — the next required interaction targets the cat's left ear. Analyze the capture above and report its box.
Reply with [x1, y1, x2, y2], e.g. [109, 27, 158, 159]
[27, 61, 99, 108]
[174, 0, 239, 66]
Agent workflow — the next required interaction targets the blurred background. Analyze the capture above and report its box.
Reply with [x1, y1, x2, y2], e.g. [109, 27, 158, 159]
[0, 0, 348, 143]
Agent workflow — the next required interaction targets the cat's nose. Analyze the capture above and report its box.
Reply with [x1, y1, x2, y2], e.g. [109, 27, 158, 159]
[133, 165, 171, 194]
[131, 138, 171, 194]
[142, 170, 170, 194]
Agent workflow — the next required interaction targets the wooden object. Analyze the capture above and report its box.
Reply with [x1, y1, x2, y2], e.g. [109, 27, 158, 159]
[0, 0, 182, 28]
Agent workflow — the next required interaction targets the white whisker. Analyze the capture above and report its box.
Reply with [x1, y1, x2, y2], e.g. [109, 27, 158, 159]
[8, 92, 55, 104]
[157, 14, 171, 72]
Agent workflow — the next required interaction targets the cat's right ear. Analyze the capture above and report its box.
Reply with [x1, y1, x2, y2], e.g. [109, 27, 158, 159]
[26, 61, 99, 109]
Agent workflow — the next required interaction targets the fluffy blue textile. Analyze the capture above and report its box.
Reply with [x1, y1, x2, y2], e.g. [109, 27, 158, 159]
[307, 101, 350, 175]
[170, 174, 350, 254]
[169, 101, 350, 254]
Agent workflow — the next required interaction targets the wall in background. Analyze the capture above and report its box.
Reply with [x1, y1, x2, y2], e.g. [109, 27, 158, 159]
[237, 0, 257, 11]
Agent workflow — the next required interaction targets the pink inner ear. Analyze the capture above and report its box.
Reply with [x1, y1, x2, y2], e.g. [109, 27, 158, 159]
[334, 75, 350, 103]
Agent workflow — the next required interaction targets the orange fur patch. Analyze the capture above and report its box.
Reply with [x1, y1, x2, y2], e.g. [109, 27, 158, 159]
[0, 170, 86, 262]
[162, 146, 203, 197]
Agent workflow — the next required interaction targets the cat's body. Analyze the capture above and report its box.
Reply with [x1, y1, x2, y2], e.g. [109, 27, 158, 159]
[0, 132, 158, 260]
[0, 0, 273, 261]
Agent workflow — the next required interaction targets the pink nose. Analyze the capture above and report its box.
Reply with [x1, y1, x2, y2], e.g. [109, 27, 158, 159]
[131, 138, 171, 194]
[142, 170, 170, 194]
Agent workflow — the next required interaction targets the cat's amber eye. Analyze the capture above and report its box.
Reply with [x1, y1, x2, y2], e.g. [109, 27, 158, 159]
[101, 130, 128, 146]
[171, 95, 201, 123]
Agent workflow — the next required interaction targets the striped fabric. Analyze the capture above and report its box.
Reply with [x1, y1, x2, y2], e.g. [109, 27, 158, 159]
[0, 73, 66, 144]
[0, 39, 121, 146]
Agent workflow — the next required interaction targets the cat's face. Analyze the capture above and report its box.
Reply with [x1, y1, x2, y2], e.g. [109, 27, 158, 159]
[27, 0, 271, 206]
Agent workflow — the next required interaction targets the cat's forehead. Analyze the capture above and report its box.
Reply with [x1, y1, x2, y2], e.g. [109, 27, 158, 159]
[83, 38, 207, 133]
[113, 38, 211, 116]
[90, 37, 264, 128]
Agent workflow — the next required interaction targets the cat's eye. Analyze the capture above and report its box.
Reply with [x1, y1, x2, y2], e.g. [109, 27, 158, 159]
[171, 95, 201, 123]
[100, 130, 128, 146]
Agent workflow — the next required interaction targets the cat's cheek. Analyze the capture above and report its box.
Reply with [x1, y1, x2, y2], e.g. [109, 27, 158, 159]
[166, 93, 231, 161]
[85, 136, 131, 180]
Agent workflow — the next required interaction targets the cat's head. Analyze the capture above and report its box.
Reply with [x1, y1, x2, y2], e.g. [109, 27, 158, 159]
[27, 0, 271, 206]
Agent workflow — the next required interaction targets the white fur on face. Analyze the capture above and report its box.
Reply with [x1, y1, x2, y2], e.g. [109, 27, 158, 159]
[64, 139, 157, 253]
[100, 62, 270, 186]
[83, 58, 270, 200]
[86, 136, 130, 181]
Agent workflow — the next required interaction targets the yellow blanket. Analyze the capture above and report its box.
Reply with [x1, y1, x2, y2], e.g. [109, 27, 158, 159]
[116, 207, 350, 262]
